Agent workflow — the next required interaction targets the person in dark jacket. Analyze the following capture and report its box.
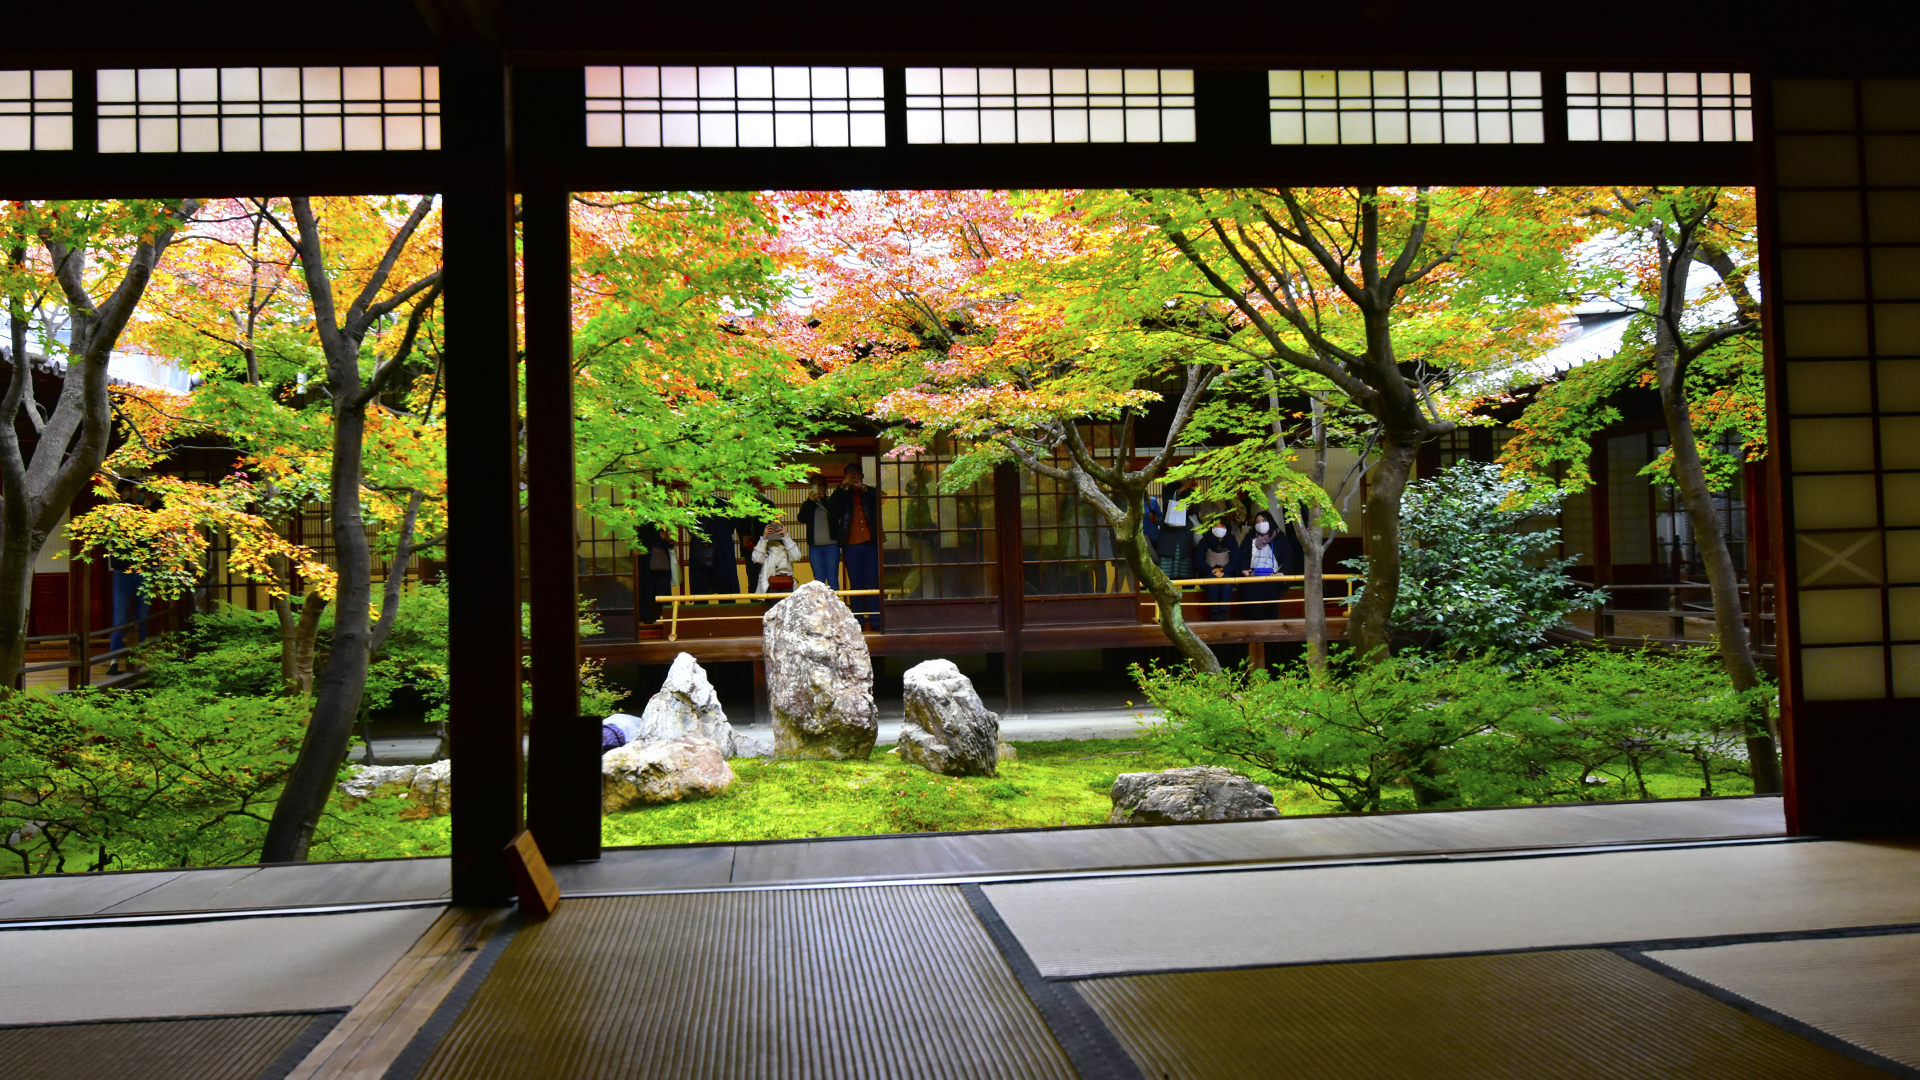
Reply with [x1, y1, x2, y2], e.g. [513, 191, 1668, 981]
[1231, 509, 1303, 620]
[1152, 480, 1197, 582]
[1193, 520, 1238, 621]
[636, 522, 675, 623]
[827, 462, 883, 629]
[687, 504, 757, 601]
[796, 474, 840, 589]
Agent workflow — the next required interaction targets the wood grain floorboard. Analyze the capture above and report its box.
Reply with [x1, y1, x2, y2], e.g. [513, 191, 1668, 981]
[284, 905, 511, 1080]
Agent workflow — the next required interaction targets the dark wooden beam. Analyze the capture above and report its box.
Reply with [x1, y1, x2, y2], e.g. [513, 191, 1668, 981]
[443, 49, 524, 905]
[520, 68, 596, 864]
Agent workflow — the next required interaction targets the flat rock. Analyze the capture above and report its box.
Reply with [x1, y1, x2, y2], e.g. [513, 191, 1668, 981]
[763, 581, 878, 760]
[1108, 765, 1280, 825]
[339, 761, 451, 817]
[897, 659, 1000, 777]
[633, 652, 738, 756]
[602, 736, 734, 812]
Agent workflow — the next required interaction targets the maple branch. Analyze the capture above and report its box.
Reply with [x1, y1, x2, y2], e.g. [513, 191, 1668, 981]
[345, 195, 437, 332]
[1268, 195, 1366, 306]
[1125, 363, 1215, 484]
[370, 487, 424, 651]
[354, 278, 444, 409]
[1162, 224, 1371, 405]
[360, 267, 442, 326]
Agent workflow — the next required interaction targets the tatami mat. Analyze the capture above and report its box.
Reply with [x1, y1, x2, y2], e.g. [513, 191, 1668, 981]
[406, 888, 1076, 1080]
[0, 1012, 328, 1080]
[983, 839, 1920, 977]
[1647, 933, 1920, 1070]
[0, 859, 451, 922]
[1074, 949, 1891, 1080]
[0, 907, 444, 1024]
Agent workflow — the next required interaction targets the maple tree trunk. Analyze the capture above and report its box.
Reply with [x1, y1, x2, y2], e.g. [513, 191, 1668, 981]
[291, 589, 328, 698]
[1654, 337, 1783, 794]
[1117, 513, 1221, 675]
[1349, 436, 1417, 663]
[0, 530, 30, 688]
[262, 406, 370, 861]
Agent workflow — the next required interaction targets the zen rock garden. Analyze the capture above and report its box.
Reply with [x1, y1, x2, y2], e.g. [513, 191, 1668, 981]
[341, 585, 1286, 827]
[589, 584, 1280, 826]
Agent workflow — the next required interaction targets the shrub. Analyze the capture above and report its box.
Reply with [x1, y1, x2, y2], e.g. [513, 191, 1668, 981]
[0, 686, 308, 874]
[1349, 460, 1606, 656]
[1135, 645, 1770, 813]
[1134, 651, 1537, 812]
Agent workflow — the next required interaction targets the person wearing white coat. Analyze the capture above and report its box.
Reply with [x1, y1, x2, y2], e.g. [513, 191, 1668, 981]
[750, 522, 803, 594]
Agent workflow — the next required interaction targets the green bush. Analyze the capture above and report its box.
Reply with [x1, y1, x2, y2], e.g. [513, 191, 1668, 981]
[0, 686, 307, 874]
[1349, 460, 1606, 656]
[1134, 645, 1769, 813]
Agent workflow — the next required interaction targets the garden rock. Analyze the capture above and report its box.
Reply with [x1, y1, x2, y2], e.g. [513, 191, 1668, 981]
[1107, 766, 1280, 825]
[763, 581, 878, 760]
[602, 736, 734, 812]
[731, 733, 772, 758]
[633, 652, 738, 755]
[997, 743, 1018, 762]
[896, 659, 1000, 777]
[338, 761, 451, 818]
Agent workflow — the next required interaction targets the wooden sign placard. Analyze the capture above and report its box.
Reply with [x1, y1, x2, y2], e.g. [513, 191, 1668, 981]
[504, 829, 562, 919]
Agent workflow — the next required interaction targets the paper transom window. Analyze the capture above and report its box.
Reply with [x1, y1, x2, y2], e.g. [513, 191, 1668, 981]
[96, 67, 441, 153]
[1566, 72, 1752, 142]
[1267, 70, 1544, 145]
[904, 68, 1195, 144]
[0, 70, 74, 151]
[585, 66, 886, 148]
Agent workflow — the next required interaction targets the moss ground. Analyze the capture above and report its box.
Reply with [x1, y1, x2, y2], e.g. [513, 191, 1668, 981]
[591, 738, 1752, 849]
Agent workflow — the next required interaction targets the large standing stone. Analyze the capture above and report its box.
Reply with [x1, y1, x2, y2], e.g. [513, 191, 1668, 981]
[633, 652, 738, 756]
[1107, 766, 1281, 824]
[897, 659, 1000, 777]
[602, 736, 734, 812]
[763, 581, 877, 760]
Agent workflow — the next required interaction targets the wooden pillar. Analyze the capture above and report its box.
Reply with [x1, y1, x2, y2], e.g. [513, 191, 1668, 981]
[520, 65, 597, 864]
[1589, 435, 1613, 639]
[443, 49, 525, 905]
[993, 463, 1025, 715]
[1247, 640, 1266, 671]
[67, 537, 89, 690]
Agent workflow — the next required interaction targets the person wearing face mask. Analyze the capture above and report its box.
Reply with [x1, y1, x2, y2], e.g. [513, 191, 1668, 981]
[1193, 520, 1239, 620]
[1151, 480, 1196, 583]
[1231, 509, 1304, 619]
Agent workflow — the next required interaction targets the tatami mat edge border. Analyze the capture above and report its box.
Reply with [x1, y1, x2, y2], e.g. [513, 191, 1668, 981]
[0, 899, 449, 933]
[1043, 921, 1920, 982]
[1614, 947, 1920, 1080]
[379, 910, 523, 1080]
[959, 883, 1145, 1080]
[256, 1012, 350, 1080]
[0, 1007, 349, 1032]
[561, 835, 1814, 899]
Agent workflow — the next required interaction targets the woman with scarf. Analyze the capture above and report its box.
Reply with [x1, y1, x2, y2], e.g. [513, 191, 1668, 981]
[1231, 509, 1303, 620]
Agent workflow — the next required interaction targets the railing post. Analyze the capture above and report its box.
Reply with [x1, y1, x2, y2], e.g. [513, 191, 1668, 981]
[69, 539, 90, 689]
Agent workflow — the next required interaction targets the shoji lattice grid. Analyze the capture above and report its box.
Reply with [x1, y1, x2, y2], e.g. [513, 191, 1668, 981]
[96, 67, 440, 153]
[1566, 72, 1752, 142]
[1772, 79, 1920, 700]
[0, 70, 73, 150]
[584, 66, 886, 148]
[1267, 70, 1543, 145]
[904, 68, 1195, 144]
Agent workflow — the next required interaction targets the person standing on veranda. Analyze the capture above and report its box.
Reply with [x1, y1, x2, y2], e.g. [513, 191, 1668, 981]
[1153, 480, 1197, 582]
[750, 519, 802, 594]
[1193, 520, 1238, 621]
[829, 463, 883, 630]
[1231, 509, 1303, 620]
[797, 474, 840, 590]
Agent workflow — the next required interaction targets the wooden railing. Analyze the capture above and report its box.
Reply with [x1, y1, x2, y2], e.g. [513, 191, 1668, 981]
[16, 597, 192, 691]
[652, 589, 881, 642]
[1140, 574, 1359, 618]
[1565, 580, 1776, 656]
